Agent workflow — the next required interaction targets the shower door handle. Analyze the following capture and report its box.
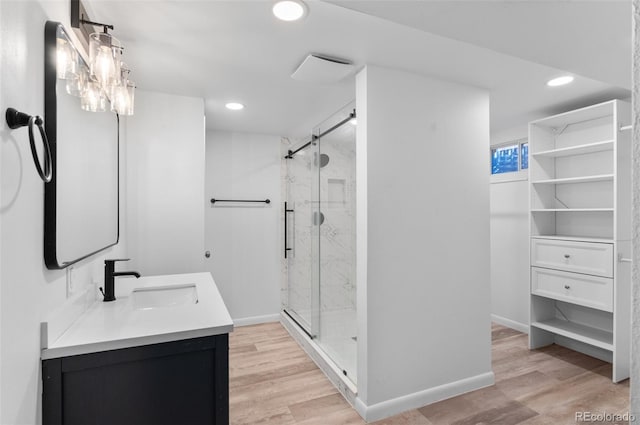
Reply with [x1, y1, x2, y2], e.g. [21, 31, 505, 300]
[284, 202, 294, 258]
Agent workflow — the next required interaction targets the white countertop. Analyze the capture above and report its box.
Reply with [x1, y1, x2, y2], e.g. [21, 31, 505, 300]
[41, 272, 234, 360]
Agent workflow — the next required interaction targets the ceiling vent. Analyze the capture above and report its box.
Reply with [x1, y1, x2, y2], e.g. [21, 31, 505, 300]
[291, 54, 354, 84]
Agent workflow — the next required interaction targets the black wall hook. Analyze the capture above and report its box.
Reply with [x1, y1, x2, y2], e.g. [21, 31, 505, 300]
[5, 108, 53, 183]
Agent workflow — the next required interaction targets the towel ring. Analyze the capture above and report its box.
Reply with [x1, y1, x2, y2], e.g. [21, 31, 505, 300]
[6, 108, 52, 183]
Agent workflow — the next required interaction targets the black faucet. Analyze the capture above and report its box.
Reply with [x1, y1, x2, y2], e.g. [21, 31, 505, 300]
[101, 259, 141, 302]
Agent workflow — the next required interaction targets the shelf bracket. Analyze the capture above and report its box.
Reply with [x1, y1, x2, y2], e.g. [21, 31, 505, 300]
[554, 115, 616, 135]
[554, 124, 570, 135]
[554, 304, 570, 322]
[554, 196, 570, 209]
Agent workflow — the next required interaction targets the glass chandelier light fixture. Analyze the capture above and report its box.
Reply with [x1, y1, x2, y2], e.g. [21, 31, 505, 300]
[55, 21, 135, 116]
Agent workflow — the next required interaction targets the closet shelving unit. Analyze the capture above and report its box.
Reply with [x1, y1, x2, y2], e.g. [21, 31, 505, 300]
[528, 99, 631, 382]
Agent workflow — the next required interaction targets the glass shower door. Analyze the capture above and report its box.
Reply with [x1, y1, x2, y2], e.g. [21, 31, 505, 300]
[315, 105, 357, 384]
[284, 140, 320, 338]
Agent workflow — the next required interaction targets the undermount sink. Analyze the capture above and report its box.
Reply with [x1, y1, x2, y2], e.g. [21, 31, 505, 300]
[132, 284, 198, 310]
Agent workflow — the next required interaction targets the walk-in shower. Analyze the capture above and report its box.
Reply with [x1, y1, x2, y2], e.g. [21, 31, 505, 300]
[282, 103, 357, 387]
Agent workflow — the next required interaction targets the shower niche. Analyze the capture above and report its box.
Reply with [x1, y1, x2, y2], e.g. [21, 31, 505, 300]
[282, 103, 357, 387]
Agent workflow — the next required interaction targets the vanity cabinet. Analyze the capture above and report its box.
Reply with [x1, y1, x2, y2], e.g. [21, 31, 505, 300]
[528, 99, 631, 382]
[42, 334, 229, 425]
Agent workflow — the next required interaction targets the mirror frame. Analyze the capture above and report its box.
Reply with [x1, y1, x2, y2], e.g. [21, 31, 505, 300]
[43, 21, 120, 269]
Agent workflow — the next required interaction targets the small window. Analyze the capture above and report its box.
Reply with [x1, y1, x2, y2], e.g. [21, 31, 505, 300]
[491, 144, 519, 174]
[490, 140, 528, 175]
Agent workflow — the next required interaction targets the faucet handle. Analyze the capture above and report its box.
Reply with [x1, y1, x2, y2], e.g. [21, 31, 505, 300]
[105, 258, 130, 263]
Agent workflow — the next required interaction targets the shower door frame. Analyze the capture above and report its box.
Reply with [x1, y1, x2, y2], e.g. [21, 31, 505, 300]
[284, 137, 321, 339]
[283, 106, 357, 351]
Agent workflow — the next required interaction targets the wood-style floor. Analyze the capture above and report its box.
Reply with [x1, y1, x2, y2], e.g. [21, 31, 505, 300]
[229, 322, 630, 425]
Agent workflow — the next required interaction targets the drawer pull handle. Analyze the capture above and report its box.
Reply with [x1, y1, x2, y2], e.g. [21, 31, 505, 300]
[564, 254, 571, 259]
[564, 285, 571, 290]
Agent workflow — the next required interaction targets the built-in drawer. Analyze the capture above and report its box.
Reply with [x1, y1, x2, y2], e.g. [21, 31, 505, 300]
[531, 267, 613, 312]
[531, 238, 613, 277]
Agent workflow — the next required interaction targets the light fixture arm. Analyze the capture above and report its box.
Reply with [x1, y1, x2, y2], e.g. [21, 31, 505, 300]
[79, 18, 114, 33]
[70, 0, 115, 47]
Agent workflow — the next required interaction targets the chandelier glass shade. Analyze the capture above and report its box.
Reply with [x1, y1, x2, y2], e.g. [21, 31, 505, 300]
[110, 67, 135, 116]
[80, 80, 107, 112]
[89, 32, 121, 87]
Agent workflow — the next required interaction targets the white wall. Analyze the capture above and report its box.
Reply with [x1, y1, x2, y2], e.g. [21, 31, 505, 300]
[489, 126, 530, 332]
[355, 65, 493, 421]
[205, 131, 281, 324]
[630, 0, 639, 417]
[0, 2, 127, 423]
[1, 2, 5, 418]
[124, 91, 205, 276]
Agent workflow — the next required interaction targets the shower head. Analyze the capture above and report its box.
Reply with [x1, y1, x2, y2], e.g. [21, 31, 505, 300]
[315, 153, 330, 168]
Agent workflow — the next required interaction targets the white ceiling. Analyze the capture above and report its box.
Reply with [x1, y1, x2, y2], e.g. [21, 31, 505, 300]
[85, 0, 631, 138]
[328, 0, 631, 90]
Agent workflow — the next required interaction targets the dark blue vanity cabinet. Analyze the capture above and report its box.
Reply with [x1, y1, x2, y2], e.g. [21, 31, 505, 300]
[42, 334, 229, 425]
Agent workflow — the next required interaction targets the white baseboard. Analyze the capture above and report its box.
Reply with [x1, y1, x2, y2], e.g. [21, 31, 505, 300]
[233, 313, 280, 327]
[355, 371, 495, 423]
[491, 314, 529, 334]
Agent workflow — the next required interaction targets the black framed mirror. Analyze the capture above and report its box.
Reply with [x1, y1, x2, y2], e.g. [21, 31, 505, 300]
[44, 21, 119, 269]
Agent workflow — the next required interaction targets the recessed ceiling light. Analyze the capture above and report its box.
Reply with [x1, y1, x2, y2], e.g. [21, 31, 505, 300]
[225, 102, 244, 111]
[547, 75, 574, 87]
[273, 0, 307, 21]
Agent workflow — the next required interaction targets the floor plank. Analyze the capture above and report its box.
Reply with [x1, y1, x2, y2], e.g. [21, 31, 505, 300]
[288, 393, 351, 422]
[229, 322, 630, 424]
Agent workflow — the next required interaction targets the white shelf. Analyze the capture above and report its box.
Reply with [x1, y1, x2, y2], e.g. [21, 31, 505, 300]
[531, 235, 614, 244]
[531, 208, 613, 213]
[531, 319, 613, 351]
[531, 140, 614, 158]
[531, 174, 614, 185]
[529, 101, 614, 129]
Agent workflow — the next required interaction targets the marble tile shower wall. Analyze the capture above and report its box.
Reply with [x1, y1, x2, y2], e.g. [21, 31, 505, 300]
[318, 133, 356, 312]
